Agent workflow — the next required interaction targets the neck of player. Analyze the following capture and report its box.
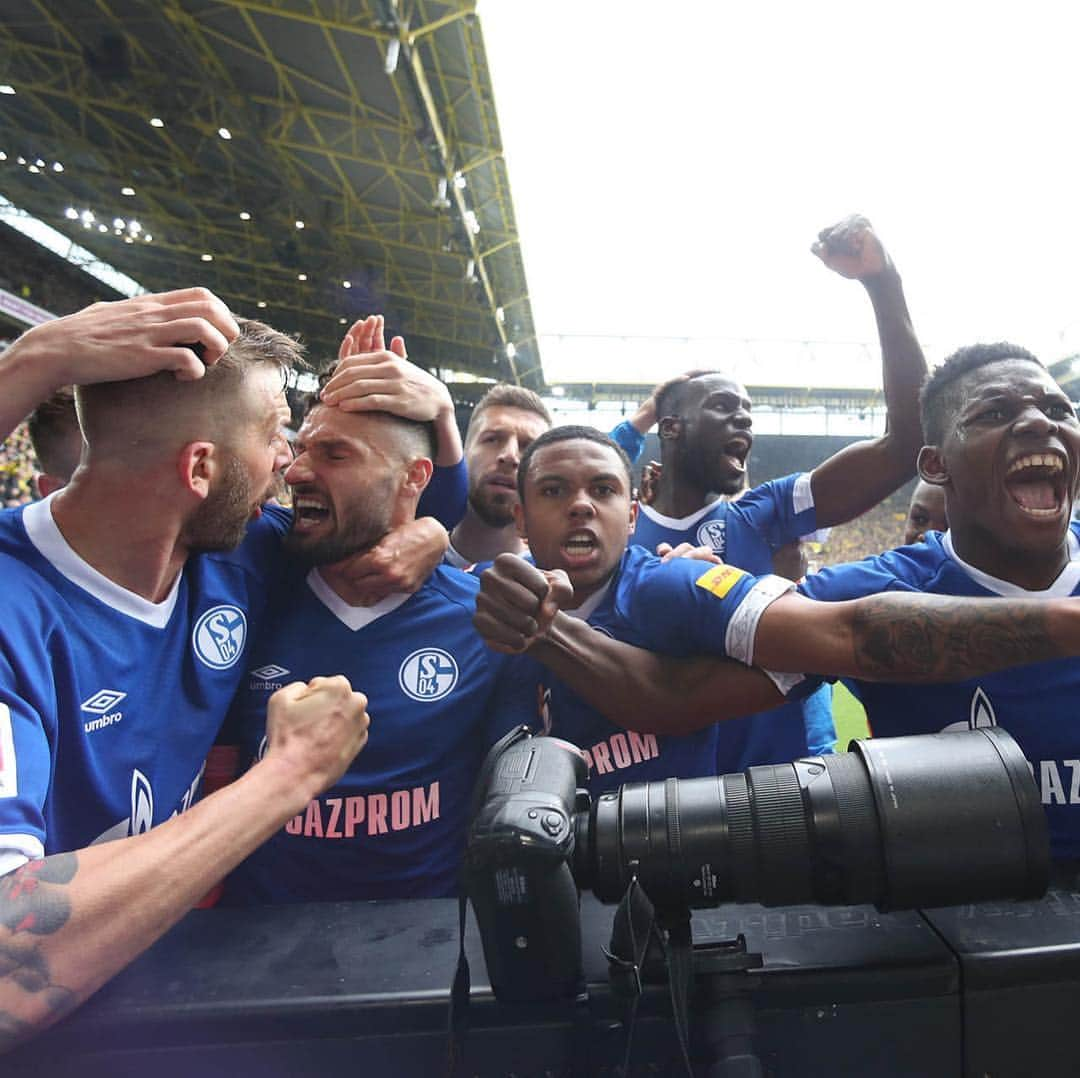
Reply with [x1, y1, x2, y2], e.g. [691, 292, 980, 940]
[450, 508, 528, 564]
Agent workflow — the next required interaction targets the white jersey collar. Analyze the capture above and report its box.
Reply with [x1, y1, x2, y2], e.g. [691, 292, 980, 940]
[637, 495, 728, 531]
[942, 528, 1080, 598]
[22, 493, 181, 628]
[306, 568, 412, 630]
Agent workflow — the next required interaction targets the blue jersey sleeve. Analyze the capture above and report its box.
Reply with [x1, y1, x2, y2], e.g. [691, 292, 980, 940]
[608, 420, 645, 464]
[618, 554, 775, 661]
[418, 460, 467, 530]
[798, 549, 923, 602]
[0, 650, 51, 863]
[730, 473, 818, 551]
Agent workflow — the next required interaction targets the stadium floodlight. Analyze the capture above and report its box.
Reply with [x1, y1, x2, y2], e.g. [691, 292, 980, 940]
[257, 301, 267, 308]
[0, 152, 6, 161]
[128, 220, 142, 235]
[113, 218, 125, 230]
[240, 211, 251, 221]
[144, 234, 152, 242]
[218, 127, 232, 140]
[98, 224, 108, 232]
[64, 207, 78, 220]
[16, 157, 26, 165]
[121, 187, 135, 196]
[27, 165, 40, 174]
[295, 220, 305, 229]
[342, 280, 351, 288]
[201, 253, 213, 262]
[34, 158, 44, 168]
[298, 273, 307, 281]
[454, 171, 467, 190]
[149, 117, 164, 128]
[384, 38, 401, 75]
[495, 306, 505, 324]
[505, 342, 517, 359]
[465, 258, 476, 282]
[464, 210, 480, 235]
[52, 162, 63, 172]
[431, 177, 451, 210]
[0, 86, 15, 95]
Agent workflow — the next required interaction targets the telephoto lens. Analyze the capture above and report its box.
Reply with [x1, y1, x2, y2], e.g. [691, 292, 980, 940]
[575, 728, 1048, 911]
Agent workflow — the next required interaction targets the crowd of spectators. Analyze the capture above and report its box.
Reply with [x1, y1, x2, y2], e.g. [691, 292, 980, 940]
[0, 421, 36, 508]
[813, 489, 912, 567]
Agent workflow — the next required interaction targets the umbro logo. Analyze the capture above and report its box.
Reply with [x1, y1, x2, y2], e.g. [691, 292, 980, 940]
[251, 664, 290, 680]
[81, 689, 127, 714]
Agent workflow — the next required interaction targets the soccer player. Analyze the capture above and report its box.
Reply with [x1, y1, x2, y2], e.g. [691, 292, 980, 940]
[473, 425, 1080, 799]
[793, 343, 1080, 860]
[903, 477, 948, 545]
[0, 289, 370, 1050]
[25, 387, 81, 498]
[445, 384, 553, 567]
[630, 216, 926, 767]
[223, 363, 536, 903]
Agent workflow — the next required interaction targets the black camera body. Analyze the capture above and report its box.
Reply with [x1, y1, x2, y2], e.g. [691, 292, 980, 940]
[464, 732, 589, 1002]
[464, 726, 1048, 1006]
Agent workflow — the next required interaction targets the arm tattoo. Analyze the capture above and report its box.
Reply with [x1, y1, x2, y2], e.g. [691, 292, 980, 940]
[0, 853, 79, 1052]
[851, 594, 1060, 683]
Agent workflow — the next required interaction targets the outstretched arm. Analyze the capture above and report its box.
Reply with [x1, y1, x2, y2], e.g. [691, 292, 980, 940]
[0, 677, 368, 1053]
[753, 590, 1080, 682]
[0, 288, 239, 443]
[808, 216, 927, 527]
[473, 554, 784, 735]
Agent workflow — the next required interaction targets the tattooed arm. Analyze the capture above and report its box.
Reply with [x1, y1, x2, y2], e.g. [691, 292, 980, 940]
[0, 677, 368, 1053]
[752, 590, 1079, 681]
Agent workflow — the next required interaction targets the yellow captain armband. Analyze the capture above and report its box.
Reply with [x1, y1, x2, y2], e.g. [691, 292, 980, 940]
[694, 563, 748, 599]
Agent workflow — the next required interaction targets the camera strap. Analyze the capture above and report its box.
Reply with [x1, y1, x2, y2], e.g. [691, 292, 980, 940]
[606, 876, 695, 1078]
[604, 873, 655, 1074]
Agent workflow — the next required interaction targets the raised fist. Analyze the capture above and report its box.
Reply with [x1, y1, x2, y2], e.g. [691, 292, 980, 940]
[811, 215, 891, 280]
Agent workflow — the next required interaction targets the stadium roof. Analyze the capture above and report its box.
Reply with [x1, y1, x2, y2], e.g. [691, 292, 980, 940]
[0, 0, 541, 385]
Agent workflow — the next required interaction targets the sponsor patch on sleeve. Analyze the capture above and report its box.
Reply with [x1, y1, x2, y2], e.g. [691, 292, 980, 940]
[694, 564, 748, 600]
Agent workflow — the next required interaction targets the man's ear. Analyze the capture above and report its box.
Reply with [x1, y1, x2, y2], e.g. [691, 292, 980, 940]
[513, 499, 527, 540]
[627, 498, 638, 535]
[918, 445, 948, 486]
[658, 416, 682, 441]
[404, 457, 434, 497]
[178, 441, 216, 500]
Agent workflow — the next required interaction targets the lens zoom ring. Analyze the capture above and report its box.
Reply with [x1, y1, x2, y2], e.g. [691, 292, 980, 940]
[824, 753, 886, 902]
[721, 773, 757, 900]
[747, 765, 812, 903]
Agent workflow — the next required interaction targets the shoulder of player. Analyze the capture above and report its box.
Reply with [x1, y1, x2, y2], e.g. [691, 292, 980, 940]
[197, 503, 291, 577]
[799, 541, 941, 600]
[414, 563, 481, 611]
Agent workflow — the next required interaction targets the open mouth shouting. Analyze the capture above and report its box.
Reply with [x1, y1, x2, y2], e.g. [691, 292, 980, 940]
[292, 491, 332, 532]
[1004, 452, 1068, 519]
[560, 528, 600, 567]
[721, 432, 752, 475]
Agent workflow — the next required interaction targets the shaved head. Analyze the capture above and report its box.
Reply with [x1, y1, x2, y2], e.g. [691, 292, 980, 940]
[75, 319, 303, 461]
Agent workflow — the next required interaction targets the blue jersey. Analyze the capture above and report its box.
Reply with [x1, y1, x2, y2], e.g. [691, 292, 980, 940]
[0, 495, 290, 870]
[530, 545, 793, 796]
[633, 472, 834, 764]
[799, 527, 1080, 860]
[223, 565, 538, 903]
